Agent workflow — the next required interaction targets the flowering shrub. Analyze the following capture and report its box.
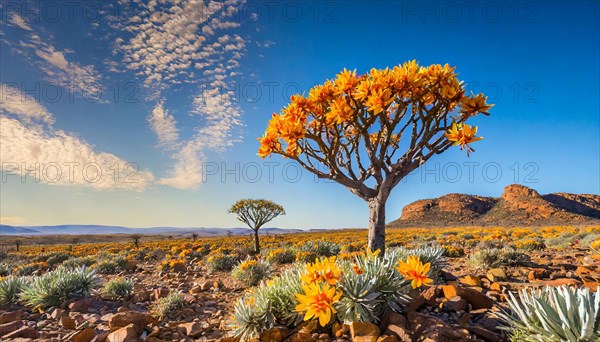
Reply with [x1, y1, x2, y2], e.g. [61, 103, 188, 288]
[101, 278, 134, 300]
[159, 259, 187, 273]
[232, 259, 271, 287]
[514, 239, 546, 251]
[205, 253, 240, 273]
[267, 248, 296, 264]
[231, 246, 441, 339]
[443, 245, 465, 257]
[295, 251, 318, 263]
[13, 262, 47, 276]
[151, 292, 186, 319]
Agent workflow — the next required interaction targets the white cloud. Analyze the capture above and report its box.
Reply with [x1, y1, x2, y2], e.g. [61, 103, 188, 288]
[5, 28, 103, 98]
[148, 101, 180, 148]
[0, 84, 53, 124]
[8, 13, 32, 31]
[158, 87, 242, 189]
[115, 0, 246, 90]
[108, 0, 247, 190]
[0, 86, 154, 190]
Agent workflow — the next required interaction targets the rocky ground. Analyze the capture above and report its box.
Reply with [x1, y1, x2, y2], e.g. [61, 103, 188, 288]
[0, 248, 598, 342]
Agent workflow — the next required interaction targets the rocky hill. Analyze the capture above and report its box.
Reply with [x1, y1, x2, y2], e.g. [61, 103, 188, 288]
[389, 184, 600, 227]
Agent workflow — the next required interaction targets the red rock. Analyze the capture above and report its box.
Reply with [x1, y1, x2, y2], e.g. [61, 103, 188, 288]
[384, 324, 412, 342]
[60, 316, 77, 330]
[0, 320, 23, 337]
[442, 284, 493, 309]
[528, 268, 549, 281]
[350, 322, 380, 340]
[408, 312, 470, 341]
[106, 323, 138, 342]
[50, 308, 66, 320]
[2, 326, 39, 339]
[487, 268, 507, 282]
[421, 285, 441, 306]
[69, 298, 94, 312]
[467, 325, 499, 342]
[460, 275, 482, 287]
[441, 284, 460, 300]
[260, 326, 289, 342]
[108, 311, 155, 334]
[0, 311, 22, 325]
[405, 294, 425, 312]
[73, 328, 96, 342]
[442, 296, 467, 312]
[489, 283, 502, 291]
[178, 322, 204, 338]
[290, 332, 315, 342]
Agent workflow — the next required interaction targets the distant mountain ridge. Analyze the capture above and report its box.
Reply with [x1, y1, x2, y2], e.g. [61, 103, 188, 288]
[389, 184, 600, 227]
[0, 225, 312, 236]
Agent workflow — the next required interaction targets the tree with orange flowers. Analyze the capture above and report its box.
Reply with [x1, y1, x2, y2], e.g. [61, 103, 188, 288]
[258, 61, 491, 254]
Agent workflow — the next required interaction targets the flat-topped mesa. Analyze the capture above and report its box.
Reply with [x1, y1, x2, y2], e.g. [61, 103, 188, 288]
[389, 184, 600, 227]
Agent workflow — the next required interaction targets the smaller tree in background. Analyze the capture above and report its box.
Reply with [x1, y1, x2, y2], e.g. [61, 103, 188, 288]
[228, 199, 286, 254]
[130, 234, 141, 249]
[191, 233, 199, 242]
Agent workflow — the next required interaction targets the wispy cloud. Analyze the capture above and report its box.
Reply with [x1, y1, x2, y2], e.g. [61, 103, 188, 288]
[148, 101, 180, 149]
[8, 13, 32, 31]
[158, 88, 242, 189]
[3, 16, 103, 98]
[113, 0, 247, 189]
[0, 85, 154, 190]
[0, 84, 54, 124]
[114, 0, 245, 91]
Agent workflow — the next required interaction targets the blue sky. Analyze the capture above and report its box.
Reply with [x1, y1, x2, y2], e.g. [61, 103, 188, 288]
[0, 0, 598, 229]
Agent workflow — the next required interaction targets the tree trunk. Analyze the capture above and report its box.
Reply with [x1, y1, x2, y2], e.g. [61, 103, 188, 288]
[253, 229, 260, 254]
[367, 197, 387, 255]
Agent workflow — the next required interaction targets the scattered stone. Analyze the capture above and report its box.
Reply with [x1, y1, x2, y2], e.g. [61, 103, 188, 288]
[528, 268, 549, 281]
[60, 316, 77, 330]
[467, 325, 499, 342]
[442, 284, 494, 310]
[69, 298, 94, 312]
[106, 323, 138, 342]
[442, 296, 467, 312]
[260, 326, 290, 342]
[350, 322, 380, 342]
[108, 311, 155, 334]
[0, 311, 22, 324]
[0, 320, 24, 337]
[73, 328, 96, 342]
[408, 312, 470, 341]
[2, 326, 39, 340]
[50, 308, 66, 320]
[421, 286, 441, 306]
[460, 275, 482, 287]
[178, 322, 204, 338]
[487, 268, 507, 282]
